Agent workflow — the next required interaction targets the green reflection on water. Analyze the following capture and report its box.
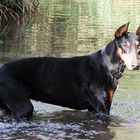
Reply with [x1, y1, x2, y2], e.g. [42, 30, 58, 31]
[1, 0, 140, 60]
[25, 0, 140, 57]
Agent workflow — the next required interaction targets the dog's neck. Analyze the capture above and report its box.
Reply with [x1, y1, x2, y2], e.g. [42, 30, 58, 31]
[102, 40, 125, 78]
[101, 47, 116, 71]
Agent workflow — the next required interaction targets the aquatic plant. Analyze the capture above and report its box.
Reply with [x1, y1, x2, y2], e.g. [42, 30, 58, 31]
[0, 0, 39, 21]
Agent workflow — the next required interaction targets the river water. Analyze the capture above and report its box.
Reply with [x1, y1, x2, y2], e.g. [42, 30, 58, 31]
[0, 0, 140, 139]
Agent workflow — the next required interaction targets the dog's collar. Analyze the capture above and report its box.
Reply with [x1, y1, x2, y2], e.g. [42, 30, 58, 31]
[101, 47, 115, 71]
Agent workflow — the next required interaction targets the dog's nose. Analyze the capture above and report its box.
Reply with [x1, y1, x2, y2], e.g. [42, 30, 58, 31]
[132, 64, 139, 70]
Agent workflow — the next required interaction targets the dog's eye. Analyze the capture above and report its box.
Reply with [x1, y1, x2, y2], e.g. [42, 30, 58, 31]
[121, 41, 130, 54]
[123, 41, 130, 48]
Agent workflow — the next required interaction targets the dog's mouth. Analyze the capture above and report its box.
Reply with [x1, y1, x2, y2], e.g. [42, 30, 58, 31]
[122, 57, 139, 70]
[125, 64, 139, 71]
[132, 65, 139, 70]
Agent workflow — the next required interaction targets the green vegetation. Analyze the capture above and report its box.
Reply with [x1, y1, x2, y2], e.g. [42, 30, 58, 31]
[0, 0, 39, 21]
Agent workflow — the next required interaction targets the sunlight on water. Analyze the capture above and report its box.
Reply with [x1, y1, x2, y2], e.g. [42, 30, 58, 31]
[0, 0, 140, 139]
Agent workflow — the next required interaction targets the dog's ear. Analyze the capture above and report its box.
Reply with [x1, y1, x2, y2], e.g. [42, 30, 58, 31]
[136, 25, 140, 36]
[115, 22, 130, 38]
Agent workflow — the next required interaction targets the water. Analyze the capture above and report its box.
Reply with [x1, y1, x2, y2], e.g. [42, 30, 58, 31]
[0, 0, 140, 139]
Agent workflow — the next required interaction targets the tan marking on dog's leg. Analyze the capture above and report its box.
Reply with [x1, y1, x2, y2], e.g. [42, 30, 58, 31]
[108, 88, 115, 103]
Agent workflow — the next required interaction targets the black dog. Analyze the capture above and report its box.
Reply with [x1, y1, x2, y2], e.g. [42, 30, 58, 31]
[0, 22, 139, 118]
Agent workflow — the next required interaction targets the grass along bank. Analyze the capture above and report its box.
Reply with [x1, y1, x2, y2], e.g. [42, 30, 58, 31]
[0, 0, 39, 22]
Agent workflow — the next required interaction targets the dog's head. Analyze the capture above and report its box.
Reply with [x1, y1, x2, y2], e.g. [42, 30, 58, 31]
[115, 22, 140, 70]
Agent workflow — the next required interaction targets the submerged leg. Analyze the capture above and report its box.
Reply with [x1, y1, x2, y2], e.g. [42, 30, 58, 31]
[0, 84, 33, 119]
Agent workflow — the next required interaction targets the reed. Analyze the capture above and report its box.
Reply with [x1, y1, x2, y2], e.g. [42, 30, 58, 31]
[0, 0, 39, 21]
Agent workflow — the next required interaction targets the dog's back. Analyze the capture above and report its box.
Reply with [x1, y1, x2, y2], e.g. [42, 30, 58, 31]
[0, 56, 96, 111]
[0, 56, 90, 87]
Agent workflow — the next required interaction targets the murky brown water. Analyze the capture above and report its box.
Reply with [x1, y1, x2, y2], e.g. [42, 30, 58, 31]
[0, 0, 140, 139]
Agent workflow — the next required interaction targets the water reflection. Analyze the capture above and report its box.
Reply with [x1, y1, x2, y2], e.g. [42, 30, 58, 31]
[0, 0, 140, 139]
[0, 16, 33, 63]
[1, 0, 140, 60]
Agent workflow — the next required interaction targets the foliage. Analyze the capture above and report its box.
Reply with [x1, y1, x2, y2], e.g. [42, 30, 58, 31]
[0, 0, 39, 22]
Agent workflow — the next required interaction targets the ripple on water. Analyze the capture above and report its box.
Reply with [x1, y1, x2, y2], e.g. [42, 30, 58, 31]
[0, 109, 114, 139]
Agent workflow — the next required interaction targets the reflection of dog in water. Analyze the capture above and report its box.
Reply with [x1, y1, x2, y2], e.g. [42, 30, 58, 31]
[0, 22, 139, 118]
